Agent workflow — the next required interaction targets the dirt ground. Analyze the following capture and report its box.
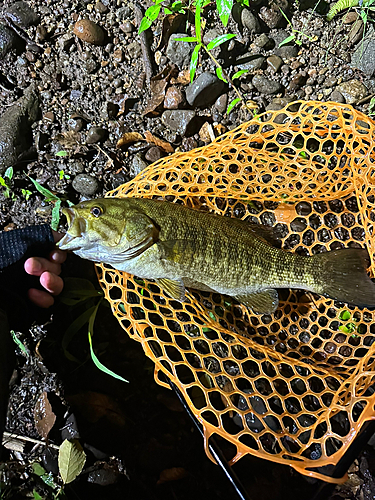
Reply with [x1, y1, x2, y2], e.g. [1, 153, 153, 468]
[1, 0, 375, 498]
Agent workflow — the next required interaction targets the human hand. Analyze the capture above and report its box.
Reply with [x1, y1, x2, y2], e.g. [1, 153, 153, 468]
[24, 231, 67, 308]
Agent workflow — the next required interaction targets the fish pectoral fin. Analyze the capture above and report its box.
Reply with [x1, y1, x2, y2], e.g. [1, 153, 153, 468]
[118, 214, 159, 260]
[156, 278, 186, 301]
[235, 289, 279, 314]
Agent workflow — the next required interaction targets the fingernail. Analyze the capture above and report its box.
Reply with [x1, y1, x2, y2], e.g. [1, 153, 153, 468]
[33, 259, 42, 272]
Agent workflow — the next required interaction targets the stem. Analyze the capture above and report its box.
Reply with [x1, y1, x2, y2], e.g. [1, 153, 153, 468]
[202, 45, 253, 113]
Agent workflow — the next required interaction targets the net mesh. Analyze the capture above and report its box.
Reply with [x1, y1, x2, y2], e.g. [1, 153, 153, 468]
[96, 100, 375, 483]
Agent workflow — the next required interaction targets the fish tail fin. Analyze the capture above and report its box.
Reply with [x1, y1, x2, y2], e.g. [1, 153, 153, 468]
[310, 248, 375, 308]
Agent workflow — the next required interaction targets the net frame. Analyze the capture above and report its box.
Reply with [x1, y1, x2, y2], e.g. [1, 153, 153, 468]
[96, 101, 375, 483]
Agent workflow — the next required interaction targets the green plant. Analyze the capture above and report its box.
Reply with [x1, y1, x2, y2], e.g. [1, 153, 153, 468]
[58, 169, 70, 180]
[60, 278, 128, 382]
[0, 167, 15, 199]
[327, 0, 375, 31]
[278, 7, 317, 47]
[368, 96, 375, 116]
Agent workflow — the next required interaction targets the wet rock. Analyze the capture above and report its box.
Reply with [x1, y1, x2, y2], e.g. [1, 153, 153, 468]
[288, 72, 307, 91]
[214, 93, 228, 114]
[259, 0, 289, 28]
[86, 126, 107, 144]
[252, 75, 282, 94]
[186, 72, 225, 107]
[203, 28, 222, 46]
[241, 9, 261, 32]
[273, 31, 299, 60]
[337, 79, 367, 104]
[267, 55, 283, 72]
[72, 174, 99, 196]
[351, 26, 375, 76]
[161, 110, 196, 135]
[121, 20, 134, 33]
[164, 86, 184, 109]
[145, 146, 162, 163]
[348, 19, 364, 45]
[0, 83, 39, 174]
[236, 54, 265, 71]
[254, 33, 272, 48]
[166, 34, 193, 68]
[4, 1, 39, 28]
[73, 19, 106, 45]
[0, 24, 20, 59]
[181, 137, 198, 152]
[127, 41, 141, 59]
[130, 153, 148, 177]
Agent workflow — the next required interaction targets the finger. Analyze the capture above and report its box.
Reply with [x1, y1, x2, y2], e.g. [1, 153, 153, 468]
[52, 230, 64, 243]
[40, 271, 64, 296]
[28, 288, 54, 308]
[24, 257, 62, 277]
[49, 249, 67, 264]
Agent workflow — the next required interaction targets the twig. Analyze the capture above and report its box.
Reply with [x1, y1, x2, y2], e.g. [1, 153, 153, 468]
[134, 2, 154, 82]
[355, 93, 375, 106]
[3, 431, 60, 450]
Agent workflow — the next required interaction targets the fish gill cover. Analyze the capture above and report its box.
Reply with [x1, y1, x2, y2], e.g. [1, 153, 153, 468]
[95, 100, 375, 483]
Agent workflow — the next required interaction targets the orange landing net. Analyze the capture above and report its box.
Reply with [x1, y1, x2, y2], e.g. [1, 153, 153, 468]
[96, 100, 375, 483]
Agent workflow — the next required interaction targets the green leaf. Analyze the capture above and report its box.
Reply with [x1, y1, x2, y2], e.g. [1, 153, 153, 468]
[33, 490, 43, 500]
[58, 439, 86, 484]
[32, 463, 46, 477]
[174, 36, 198, 42]
[4, 167, 13, 180]
[195, 0, 202, 41]
[55, 151, 68, 157]
[138, 16, 152, 34]
[11, 330, 29, 356]
[226, 97, 241, 114]
[216, 66, 227, 82]
[232, 69, 248, 80]
[62, 305, 98, 361]
[51, 199, 61, 231]
[27, 176, 60, 202]
[339, 310, 351, 321]
[88, 301, 129, 382]
[190, 44, 201, 82]
[0, 176, 7, 188]
[216, 0, 234, 26]
[145, 3, 162, 21]
[278, 34, 295, 47]
[207, 33, 236, 50]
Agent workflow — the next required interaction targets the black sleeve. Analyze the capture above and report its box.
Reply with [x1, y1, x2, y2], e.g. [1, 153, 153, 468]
[0, 225, 54, 269]
[0, 224, 56, 329]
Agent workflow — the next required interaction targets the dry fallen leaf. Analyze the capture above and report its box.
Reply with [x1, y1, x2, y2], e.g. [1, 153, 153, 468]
[67, 391, 126, 427]
[54, 130, 81, 149]
[157, 13, 186, 50]
[116, 131, 144, 149]
[144, 131, 174, 153]
[143, 65, 176, 117]
[171, 69, 190, 85]
[34, 391, 56, 439]
[157, 467, 189, 485]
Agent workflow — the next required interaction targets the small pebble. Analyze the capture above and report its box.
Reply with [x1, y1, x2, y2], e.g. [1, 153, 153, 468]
[113, 49, 123, 63]
[95, 1, 108, 13]
[161, 110, 196, 135]
[4, 1, 39, 28]
[181, 137, 198, 152]
[86, 126, 107, 144]
[130, 153, 148, 177]
[72, 173, 99, 196]
[214, 94, 228, 114]
[337, 79, 367, 104]
[145, 146, 162, 163]
[164, 86, 184, 109]
[267, 55, 283, 72]
[254, 33, 271, 48]
[186, 72, 226, 108]
[73, 19, 106, 45]
[237, 54, 265, 71]
[68, 116, 85, 132]
[241, 8, 261, 32]
[252, 75, 282, 94]
[121, 20, 134, 33]
[43, 111, 54, 123]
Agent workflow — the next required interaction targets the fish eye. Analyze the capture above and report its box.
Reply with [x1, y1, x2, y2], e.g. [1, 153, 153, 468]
[90, 206, 103, 217]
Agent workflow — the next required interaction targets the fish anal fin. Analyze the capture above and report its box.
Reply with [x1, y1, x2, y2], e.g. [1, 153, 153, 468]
[235, 289, 279, 314]
[156, 278, 186, 301]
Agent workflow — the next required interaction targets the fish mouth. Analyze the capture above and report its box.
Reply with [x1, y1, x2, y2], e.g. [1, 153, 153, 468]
[58, 208, 87, 251]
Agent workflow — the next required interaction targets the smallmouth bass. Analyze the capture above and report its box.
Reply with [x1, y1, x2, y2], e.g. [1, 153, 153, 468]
[58, 198, 375, 314]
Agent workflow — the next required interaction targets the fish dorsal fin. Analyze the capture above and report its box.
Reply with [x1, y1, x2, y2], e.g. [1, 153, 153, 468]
[156, 278, 186, 301]
[235, 289, 279, 314]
